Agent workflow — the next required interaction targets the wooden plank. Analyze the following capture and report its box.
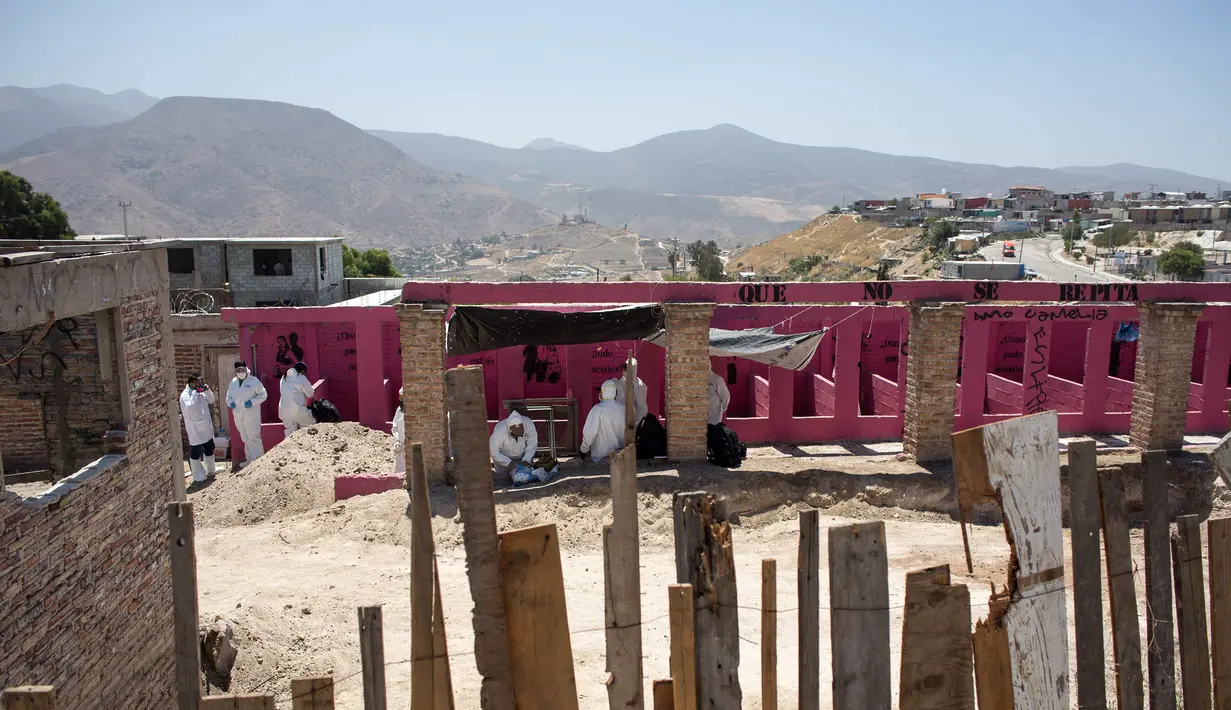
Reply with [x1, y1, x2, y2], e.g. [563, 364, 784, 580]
[2, 686, 55, 710]
[498, 524, 581, 710]
[829, 521, 891, 710]
[410, 443, 442, 710]
[952, 411, 1069, 710]
[446, 365, 515, 710]
[358, 605, 388, 710]
[1143, 450, 1177, 710]
[669, 584, 698, 710]
[432, 558, 455, 710]
[605, 445, 644, 710]
[199, 695, 275, 710]
[1101, 469, 1145, 710]
[652, 680, 674, 710]
[168, 501, 202, 710]
[1067, 438, 1107, 710]
[761, 558, 777, 710]
[291, 677, 335, 710]
[672, 492, 741, 709]
[1210, 518, 1231, 710]
[972, 620, 1013, 710]
[898, 565, 974, 710]
[797, 509, 819, 710]
[1173, 515, 1212, 710]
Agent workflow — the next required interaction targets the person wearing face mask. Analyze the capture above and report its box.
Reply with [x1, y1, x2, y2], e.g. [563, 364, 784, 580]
[179, 373, 217, 484]
[226, 360, 268, 469]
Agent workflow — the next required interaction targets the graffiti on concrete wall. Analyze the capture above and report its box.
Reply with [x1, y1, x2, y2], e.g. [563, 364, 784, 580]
[1024, 326, 1049, 414]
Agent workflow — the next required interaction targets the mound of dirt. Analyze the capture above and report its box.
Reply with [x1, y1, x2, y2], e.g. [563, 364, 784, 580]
[192, 422, 395, 527]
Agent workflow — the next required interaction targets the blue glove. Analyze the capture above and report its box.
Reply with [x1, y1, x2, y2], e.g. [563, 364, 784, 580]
[228, 402, 236, 409]
[244, 401, 253, 408]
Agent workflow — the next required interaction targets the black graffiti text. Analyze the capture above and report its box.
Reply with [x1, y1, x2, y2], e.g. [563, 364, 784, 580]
[1058, 283, 1140, 302]
[739, 283, 788, 303]
[972, 282, 1000, 300]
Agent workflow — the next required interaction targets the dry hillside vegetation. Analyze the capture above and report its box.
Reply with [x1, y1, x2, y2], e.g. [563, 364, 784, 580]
[731, 214, 919, 277]
[0, 97, 552, 246]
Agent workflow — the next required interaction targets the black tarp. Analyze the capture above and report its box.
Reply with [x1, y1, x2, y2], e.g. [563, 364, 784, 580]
[446, 305, 665, 356]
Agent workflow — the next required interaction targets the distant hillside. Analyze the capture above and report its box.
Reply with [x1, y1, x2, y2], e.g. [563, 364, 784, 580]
[0, 85, 158, 153]
[731, 214, 919, 277]
[523, 138, 590, 151]
[372, 124, 1226, 242]
[1, 97, 553, 245]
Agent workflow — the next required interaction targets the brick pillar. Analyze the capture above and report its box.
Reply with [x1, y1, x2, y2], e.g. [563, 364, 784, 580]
[903, 302, 964, 463]
[664, 303, 714, 462]
[1129, 302, 1204, 451]
[398, 303, 448, 482]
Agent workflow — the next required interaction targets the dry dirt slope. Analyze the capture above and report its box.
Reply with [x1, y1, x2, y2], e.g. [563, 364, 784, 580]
[731, 214, 918, 276]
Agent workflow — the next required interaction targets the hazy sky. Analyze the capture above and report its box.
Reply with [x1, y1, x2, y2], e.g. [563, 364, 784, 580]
[2, 0, 1228, 178]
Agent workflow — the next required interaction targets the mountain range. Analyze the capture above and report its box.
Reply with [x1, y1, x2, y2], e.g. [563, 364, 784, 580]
[0, 85, 159, 154]
[0, 96, 552, 244]
[1, 84, 1225, 246]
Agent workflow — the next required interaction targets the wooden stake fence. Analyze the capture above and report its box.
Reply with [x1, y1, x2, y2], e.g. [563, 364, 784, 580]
[1101, 469, 1145, 710]
[761, 559, 777, 710]
[604, 443, 644, 710]
[290, 677, 335, 710]
[358, 605, 387, 710]
[797, 510, 819, 710]
[829, 522, 891, 710]
[199, 694, 275, 709]
[1143, 450, 1177, 710]
[673, 492, 741, 708]
[446, 365, 515, 710]
[668, 584, 697, 710]
[169, 501, 203, 710]
[1067, 438, 1107, 710]
[409, 443, 454, 710]
[1173, 515, 1212, 710]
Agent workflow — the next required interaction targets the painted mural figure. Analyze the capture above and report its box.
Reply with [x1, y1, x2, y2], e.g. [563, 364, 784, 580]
[274, 333, 306, 377]
[522, 344, 562, 384]
[226, 360, 268, 469]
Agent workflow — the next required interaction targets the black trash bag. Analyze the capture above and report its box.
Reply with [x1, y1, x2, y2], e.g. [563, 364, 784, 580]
[310, 399, 342, 424]
[707, 423, 747, 468]
[636, 413, 667, 459]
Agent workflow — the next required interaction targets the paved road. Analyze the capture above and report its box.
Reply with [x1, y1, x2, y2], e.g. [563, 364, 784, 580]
[979, 236, 1120, 283]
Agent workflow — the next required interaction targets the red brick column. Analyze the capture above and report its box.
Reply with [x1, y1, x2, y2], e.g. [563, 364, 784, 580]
[903, 302, 964, 463]
[398, 304, 448, 482]
[664, 303, 714, 462]
[1129, 302, 1204, 451]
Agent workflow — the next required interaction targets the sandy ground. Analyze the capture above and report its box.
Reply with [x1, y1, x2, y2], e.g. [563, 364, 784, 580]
[192, 441, 1227, 709]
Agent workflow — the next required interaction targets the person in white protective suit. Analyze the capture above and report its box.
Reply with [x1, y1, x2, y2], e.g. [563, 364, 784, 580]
[489, 410, 538, 477]
[581, 379, 626, 462]
[279, 362, 316, 437]
[615, 358, 649, 423]
[392, 386, 406, 474]
[226, 361, 267, 469]
[708, 369, 731, 425]
[179, 373, 218, 484]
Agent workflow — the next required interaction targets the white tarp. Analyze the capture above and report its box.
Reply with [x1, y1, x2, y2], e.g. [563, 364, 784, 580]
[645, 326, 827, 371]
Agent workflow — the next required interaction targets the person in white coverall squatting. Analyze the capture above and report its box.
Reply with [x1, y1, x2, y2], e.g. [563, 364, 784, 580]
[708, 369, 731, 425]
[489, 410, 538, 478]
[392, 386, 406, 474]
[581, 379, 626, 462]
[615, 358, 649, 422]
[226, 360, 267, 469]
[279, 362, 316, 437]
[179, 373, 218, 484]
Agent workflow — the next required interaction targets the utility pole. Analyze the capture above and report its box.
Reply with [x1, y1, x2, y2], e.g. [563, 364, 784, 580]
[118, 200, 132, 238]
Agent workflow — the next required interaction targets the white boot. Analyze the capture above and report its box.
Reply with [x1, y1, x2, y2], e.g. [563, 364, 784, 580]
[190, 458, 208, 483]
[204, 455, 217, 478]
